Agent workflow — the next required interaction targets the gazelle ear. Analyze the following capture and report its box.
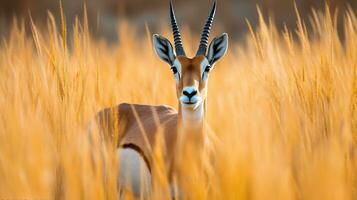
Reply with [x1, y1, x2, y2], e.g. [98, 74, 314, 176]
[206, 33, 228, 65]
[153, 34, 176, 65]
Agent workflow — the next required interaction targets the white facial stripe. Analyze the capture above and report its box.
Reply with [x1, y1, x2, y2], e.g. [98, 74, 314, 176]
[172, 59, 182, 83]
[200, 58, 209, 74]
[173, 59, 181, 74]
[200, 58, 210, 81]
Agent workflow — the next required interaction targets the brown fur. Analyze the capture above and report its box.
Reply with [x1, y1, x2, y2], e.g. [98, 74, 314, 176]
[96, 56, 209, 180]
[96, 104, 178, 173]
[176, 56, 207, 98]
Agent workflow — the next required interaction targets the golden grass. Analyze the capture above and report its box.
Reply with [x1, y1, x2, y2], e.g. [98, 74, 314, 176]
[0, 6, 356, 200]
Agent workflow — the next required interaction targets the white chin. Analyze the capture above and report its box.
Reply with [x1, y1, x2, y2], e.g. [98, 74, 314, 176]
[181, 102, 197, 107]
[179, 96, 202, 109]
[180, 100, 201, 109]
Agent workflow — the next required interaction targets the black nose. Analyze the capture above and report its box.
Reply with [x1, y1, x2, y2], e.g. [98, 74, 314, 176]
[183, 90, 197, 99]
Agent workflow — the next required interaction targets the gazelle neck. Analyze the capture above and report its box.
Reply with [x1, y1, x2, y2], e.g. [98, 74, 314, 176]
[173, 100, 208, 180]
[180, 104, 204, 129]
[177, 101, 206, 143]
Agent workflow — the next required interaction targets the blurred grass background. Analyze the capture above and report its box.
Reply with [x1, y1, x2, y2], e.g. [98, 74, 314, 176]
[0, 0, 356, 41]
[0, 0, 356, 199]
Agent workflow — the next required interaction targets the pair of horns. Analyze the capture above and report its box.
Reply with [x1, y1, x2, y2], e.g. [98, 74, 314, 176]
[170, 0, 216, 56]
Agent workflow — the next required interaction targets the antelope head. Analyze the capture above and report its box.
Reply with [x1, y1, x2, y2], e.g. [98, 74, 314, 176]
[153, 1, 228, 112]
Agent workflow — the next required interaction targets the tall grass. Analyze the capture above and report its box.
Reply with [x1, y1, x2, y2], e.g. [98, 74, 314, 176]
[0, 6, 356, 199]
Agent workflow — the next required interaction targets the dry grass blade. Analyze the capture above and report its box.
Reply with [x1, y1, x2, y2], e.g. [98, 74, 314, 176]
[0, 6, 356, 200]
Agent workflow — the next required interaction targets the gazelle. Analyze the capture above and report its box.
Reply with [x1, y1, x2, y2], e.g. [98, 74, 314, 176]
[96, 0, 228, 197]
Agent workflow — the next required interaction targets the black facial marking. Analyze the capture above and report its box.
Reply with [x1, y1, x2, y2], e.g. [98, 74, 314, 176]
[170, 66, 180, 80]
[171, 66, 178, 74]
[204, 65, 211, 72]
[202, 65, 211, 79]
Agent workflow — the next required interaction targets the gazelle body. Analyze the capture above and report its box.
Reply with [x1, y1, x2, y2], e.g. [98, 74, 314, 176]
[96, 0, 228, 197]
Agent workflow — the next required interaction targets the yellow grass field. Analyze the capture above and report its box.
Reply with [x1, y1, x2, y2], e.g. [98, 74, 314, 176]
[0, 7, 356, 200]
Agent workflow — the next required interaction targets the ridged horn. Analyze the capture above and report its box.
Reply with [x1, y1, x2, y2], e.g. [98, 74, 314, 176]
[196, 1, 217, 56]
[170, 1, 186, 56]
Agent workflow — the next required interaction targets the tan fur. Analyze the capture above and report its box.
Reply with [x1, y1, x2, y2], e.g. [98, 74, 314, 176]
[96, 56, 210, 182]
[96, 104, 177, 171]
[176, 56, 206, 98]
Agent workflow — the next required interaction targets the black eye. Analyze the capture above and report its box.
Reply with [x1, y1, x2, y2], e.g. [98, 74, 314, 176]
[171, 66, 178, 74]
[204, 65, 211, 72]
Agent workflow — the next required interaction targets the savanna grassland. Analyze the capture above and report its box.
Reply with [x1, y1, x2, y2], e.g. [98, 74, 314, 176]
[0, 6, 356, 200]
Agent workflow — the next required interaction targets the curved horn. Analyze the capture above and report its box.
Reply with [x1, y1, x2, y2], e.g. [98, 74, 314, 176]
[196, 1, 217, 56]
[170, 1, 186, 56]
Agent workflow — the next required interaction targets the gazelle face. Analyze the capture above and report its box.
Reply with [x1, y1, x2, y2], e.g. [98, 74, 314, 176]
[153, 0, 228, 110]
[173, 56, 209, 108]
[153, 34, 228, 109]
